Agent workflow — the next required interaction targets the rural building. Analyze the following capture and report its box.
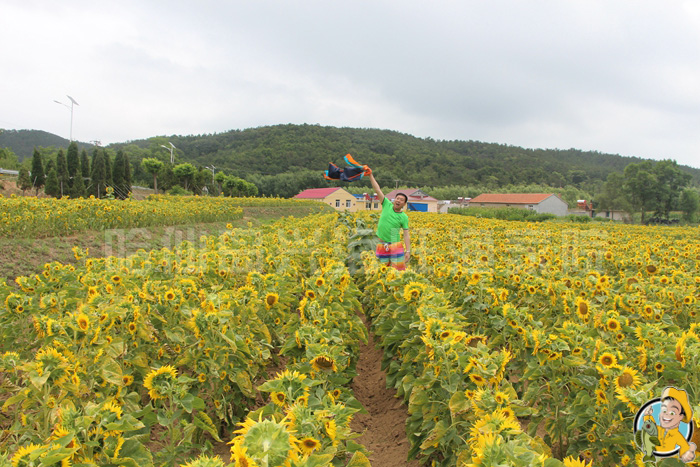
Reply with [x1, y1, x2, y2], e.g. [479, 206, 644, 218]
[438, 197, 471, 213]
[469, 193, 569, 217]
[353, 193, 382, 211]
[383, 189, 439, 212]
[294, 187, 361, 212]
[568, 199, 632, 222]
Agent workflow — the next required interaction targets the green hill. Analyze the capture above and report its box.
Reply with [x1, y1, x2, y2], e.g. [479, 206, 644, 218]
[0, 129, 92, 162]
[116, 124, 700, 188]
[4, 124, 699, 195]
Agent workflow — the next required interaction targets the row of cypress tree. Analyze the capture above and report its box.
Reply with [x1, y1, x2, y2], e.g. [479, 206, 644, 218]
[18, 142, 132, 199]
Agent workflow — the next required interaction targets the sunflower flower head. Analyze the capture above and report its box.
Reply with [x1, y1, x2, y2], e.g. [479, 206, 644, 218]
[143, 365, 178, 400]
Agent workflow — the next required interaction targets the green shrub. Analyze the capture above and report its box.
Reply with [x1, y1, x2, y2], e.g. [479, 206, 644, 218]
[167, 185, 193, 196]
[564, 214, 591, 223]
[449, 207, 556, 222]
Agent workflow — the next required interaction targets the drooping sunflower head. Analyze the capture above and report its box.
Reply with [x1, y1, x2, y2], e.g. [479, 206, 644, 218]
[179, 455, 228, 467]
[264, 293, 279, 309]
[229, 439, 259, 467]
[234, 419, 295, 467]
[562, 455, 593, 467]
[465, 334, 488, 348]
[298, 436, 321, 456]
[102, 400, 123, 420]
[310, 355, 337, 373]
[402, 282, 426, 302]
[35, 346, 70, 385]
[11, 443, 43, 467]
[143, 365, 178, 400]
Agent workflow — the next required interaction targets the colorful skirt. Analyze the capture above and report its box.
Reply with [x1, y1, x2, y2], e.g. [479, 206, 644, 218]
[375, 241, 406, 271]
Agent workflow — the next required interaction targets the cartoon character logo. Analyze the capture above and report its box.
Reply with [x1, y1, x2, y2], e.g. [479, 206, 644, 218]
[634, 386, 697, 463]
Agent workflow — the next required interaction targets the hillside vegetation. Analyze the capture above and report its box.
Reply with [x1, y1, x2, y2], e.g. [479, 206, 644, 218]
[3, 124, 699, 203]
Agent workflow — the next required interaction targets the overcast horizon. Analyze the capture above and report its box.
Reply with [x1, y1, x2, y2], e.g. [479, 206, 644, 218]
[2, 1, 699, 169]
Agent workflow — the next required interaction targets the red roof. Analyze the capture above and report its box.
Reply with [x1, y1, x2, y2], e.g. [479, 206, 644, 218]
[294, 187, 343, 199]
[470, 193, 557, 204]
[384, 189, 438, 202]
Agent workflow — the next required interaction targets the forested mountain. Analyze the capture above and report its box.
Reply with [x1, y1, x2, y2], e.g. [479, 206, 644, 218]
[0, 129, 92, 161]
[4, 124, 700, 192]
[115, 124, 700, 189]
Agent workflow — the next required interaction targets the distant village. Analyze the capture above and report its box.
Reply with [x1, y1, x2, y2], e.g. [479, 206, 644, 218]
[294, 187, 630, 221]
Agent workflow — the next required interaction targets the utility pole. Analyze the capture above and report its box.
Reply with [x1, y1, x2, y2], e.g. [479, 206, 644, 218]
[54, 95, 79, 141]
[160, 142, 176, 164]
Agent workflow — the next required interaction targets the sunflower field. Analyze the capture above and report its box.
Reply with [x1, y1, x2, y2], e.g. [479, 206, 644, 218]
[0, 195, 321, 238]
[1, 206, 699, 467]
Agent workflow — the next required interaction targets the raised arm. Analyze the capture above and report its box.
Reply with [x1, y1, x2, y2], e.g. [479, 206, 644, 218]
[368, 172, 385, 205]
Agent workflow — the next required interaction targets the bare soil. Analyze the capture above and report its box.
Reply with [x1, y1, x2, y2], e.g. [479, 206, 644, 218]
[350, 315, 422, 467]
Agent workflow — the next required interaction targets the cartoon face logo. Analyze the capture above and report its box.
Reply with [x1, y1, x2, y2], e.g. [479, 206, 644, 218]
[634, 386, 696, 463]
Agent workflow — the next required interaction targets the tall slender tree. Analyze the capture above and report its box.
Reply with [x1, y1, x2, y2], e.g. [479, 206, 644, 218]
[30, 148, 45, 195]
[44, 168, 60, 198]
[17, 167, 32, 194]
[123, 152, 132, 196]
[66, 141, 80, 184]
[56, 149, 69, 197]
[104, 150, 113, 186]
[71, 167, 86, 198]
[80, 149, 90, 178]
[90, 149, 107, 198]
[112, 150, 126, 199]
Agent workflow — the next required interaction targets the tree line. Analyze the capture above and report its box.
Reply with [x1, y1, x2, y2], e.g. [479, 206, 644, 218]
[3, 125, 699, 222]
[14, 142, 256, 199]
[596, 159, 699, 222]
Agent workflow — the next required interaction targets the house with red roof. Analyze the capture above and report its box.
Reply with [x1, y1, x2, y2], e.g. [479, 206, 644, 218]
[383, 188, 439, 212]
[468, 193, 569, 216]
[293, 187, 362, 212]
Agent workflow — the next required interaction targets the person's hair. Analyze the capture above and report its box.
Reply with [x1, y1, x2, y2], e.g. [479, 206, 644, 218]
[662, 396, 686, 416]
[395, 192, 408, 202]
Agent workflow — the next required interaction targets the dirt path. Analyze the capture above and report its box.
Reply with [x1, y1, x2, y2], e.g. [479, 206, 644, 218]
[351, 316, 422, 467]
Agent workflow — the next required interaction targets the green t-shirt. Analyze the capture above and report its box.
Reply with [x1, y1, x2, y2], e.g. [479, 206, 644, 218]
[376, 198, 409, 243]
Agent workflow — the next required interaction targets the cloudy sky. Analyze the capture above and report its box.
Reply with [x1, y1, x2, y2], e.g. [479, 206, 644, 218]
[2, 1, 699, 168]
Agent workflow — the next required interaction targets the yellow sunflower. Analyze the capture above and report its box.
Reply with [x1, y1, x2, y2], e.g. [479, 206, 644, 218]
[468, 373, 487, 387]
[574, 297, 591, 321]
[76, 313, 90, 332]
[310, 355, 337, 373]
[598, 352, 617, 368]
[614, 367, 641, 390]
[298, 437, 320, 456]
[11, 444, 43, 467]
[229, 440, 259, 467]
[264, 292, 279, 309]
[562, 455, 592, 467]
[606, 318, 621, 332]
[271, 391, 286, 407]
[143, 365, 178, 400]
